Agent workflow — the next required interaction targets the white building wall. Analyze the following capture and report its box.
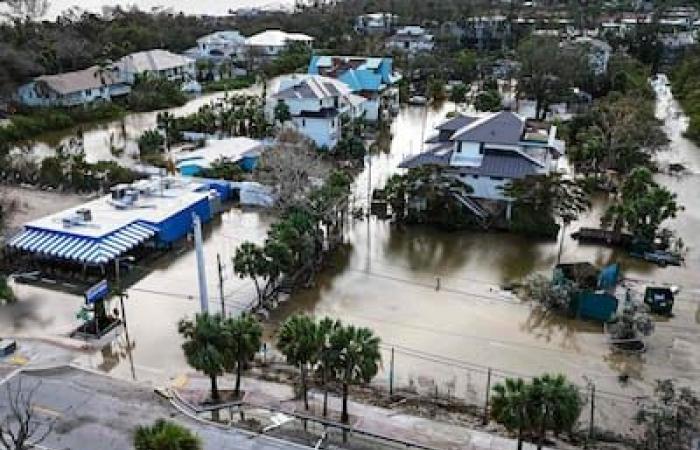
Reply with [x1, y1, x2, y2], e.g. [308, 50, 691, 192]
[291, 116, 340, 149]
[450, 141, 483, 166]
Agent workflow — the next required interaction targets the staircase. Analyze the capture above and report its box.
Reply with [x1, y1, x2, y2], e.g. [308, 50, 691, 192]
[450, 189, 490, 228]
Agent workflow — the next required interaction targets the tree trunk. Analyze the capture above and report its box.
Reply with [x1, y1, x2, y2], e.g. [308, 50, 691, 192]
[235, 359, 242, 398]
[322, 360, 328, 417]
[210, 374, 220, 402]
[538, 404, 548, 450]
[517, 425, 524, 450]
[301, 364, 309, 410]
[341, 382, 349, 424]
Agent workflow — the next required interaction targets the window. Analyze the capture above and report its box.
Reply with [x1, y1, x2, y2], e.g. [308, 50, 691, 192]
[472, 175, 480, 179]
[490, 176, 504, 181]
[460, 172, 467, 177]
[302, 119, 306, 127]
[84, 89, 91, 96]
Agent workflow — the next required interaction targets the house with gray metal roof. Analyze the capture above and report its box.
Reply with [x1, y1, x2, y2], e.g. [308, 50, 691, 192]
[266, 74, 366, 149]
[400, 111, 565, 219]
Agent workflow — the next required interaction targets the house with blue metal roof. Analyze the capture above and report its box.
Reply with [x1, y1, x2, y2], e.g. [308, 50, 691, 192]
[399, 111, 565, 221]
[308, 55, 401, 121]
[5, 176, 230, 270]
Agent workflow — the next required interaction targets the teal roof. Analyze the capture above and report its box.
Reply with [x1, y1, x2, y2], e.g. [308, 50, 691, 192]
[308, 55, 400, 93]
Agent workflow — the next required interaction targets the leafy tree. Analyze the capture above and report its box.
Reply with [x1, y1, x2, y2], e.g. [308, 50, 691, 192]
[454, 49, 478, 81]
[177, 313, 228, 402]
[134, 419, 202, 450]
[328, 324, 381, 424]
[502, 174, 590, 238]
[491, 377, 532, 450]
[223, 314, 262, 398]
[233, 242, 268, 306]
[277, 314, 323, 410]
[427, 77, 446, 102]
[449, 83, 468, 104]
[635, 380, 700, 450]
[138, 130, 165, 156]
[602, 167, 680, 244]
[273, 100, 291, 124]
[474, 89, 502, 112]
[516, 37, 585, 120]
[521, 274, 578, 312]
[571, 93, 667, 174]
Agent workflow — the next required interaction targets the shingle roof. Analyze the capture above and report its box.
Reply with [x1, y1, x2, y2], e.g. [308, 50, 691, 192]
[436, 114, 479, 132]
[272, 75, 351, 100]
[456, 151, 538, 178]
[398, 142, 453, 169]
[118, 50, 193, 74]
[36, 66, 124, 95]
[452, 111, 525, 145]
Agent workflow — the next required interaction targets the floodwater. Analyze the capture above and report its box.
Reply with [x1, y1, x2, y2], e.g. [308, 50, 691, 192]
[21, 85, 261, 165]
[2, 79, 700, 433]
[0, 0, 295, 20]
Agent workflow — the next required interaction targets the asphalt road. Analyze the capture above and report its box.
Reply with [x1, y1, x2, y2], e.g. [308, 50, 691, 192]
[0, 367, 307, 450]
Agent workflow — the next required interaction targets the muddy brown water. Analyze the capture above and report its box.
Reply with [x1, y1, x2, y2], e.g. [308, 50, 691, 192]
[2, 80, 699, 435]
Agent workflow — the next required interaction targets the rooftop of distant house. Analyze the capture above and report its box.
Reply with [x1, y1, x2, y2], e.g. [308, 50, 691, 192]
[245, 29, 314, 47]
[33, 65, 125, 94]
[270, 74, 351, 100]
[118, 49, 194, 73]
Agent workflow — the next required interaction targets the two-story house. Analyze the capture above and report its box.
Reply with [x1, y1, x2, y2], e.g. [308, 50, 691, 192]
[386, 26, 435, 54]
[17, 65, 131, 107]
[118, 50, 196, 83]
[193, 30, 246, 60]
[399, 111, 565, 221]
[266, 74, 366, 149]
[308, 55, 401, 121]
[354, 13, 398, 34]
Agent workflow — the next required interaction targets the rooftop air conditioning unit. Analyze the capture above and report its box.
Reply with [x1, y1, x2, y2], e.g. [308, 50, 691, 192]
[76, 208, 92, 222]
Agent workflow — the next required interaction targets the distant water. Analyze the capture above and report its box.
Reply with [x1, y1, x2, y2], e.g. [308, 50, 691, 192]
[34, 0, 295, 19]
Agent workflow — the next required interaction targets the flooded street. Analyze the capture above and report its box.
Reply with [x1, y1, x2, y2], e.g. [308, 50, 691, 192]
[2, 80, 699, 432]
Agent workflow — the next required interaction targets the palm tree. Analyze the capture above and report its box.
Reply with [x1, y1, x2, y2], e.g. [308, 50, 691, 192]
[328, 324, 381, 424]
[317, 317, 342, 417]
[277, 314, 323, 410]
[491, 378, 531, 450]
[529, 374, 582, 450]
[134, 419, 202, 450]
[223, 314, 262, 398]
[177, 313, 227, 402]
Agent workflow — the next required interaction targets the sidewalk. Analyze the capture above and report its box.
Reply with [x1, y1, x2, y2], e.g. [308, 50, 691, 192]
[176, 374, 562, 450]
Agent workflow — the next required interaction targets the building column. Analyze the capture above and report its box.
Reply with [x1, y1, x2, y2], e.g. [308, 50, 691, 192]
[506, 201, 513, 222]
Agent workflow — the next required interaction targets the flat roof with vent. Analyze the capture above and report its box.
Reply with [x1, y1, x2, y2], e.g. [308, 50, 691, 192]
[6, 176, 214, 266]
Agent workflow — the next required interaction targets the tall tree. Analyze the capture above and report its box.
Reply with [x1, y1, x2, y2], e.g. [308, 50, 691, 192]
[528, 374, 582, 450]
[0, 378, 53, 450]
[277, 314, 323, 410]
[134, 419, 202, 450]
[635, 380, 700, 450]
[602, 167, 680, 243]
[328, 324, 381, 424]
[491, 377, 532, 450]
[516, 37, 585, 120]
[177, 313, 228, 402]
[223, 314, 262, 398]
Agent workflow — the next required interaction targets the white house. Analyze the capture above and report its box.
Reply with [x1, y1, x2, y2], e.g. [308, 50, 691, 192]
[399, 112, 565, 220]
[355, 13, 398, 34]
[117, 50, 196, 83]
[245, 30, 314, 57]
[194, 30, 246, 60]
[386, 26, 435, 53]
[266, 74, 366, 149]
[17, 65, 131, 107]
[176, 137, 263, 176]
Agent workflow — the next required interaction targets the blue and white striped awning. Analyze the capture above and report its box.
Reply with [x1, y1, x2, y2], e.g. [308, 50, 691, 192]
[6, 222, 158, 266]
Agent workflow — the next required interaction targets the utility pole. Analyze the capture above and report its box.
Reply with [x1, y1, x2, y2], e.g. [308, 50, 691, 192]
[588, 383, 596, 447]
[217, 253, 225, 316]
[193, 213, 209, 313]
[483, 368, 492, 425]
[114, 259, 128, 333]
[389, 347, 395, 397]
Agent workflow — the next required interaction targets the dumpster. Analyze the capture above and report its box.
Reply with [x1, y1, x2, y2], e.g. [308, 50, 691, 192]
[644, 287, 674, 315]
